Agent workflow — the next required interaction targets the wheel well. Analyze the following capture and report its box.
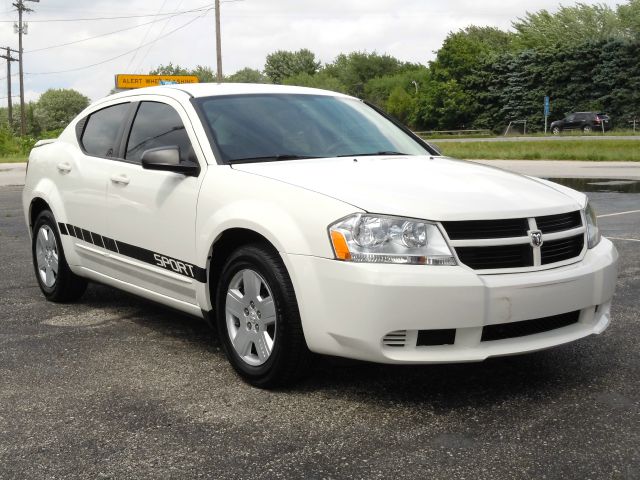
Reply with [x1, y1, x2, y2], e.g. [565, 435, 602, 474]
[29, 197, 51, 229]
[208, 228, 279, 304]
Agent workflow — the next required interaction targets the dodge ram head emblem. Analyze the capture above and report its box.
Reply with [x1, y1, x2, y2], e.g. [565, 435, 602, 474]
[529, 230, 544, 247]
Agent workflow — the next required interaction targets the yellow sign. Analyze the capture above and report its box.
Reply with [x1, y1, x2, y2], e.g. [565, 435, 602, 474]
[115, 74, 200, 89]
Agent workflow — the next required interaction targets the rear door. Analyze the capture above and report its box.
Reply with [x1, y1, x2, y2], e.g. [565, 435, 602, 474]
[56, 101, 134, 271]
[103, 98, 206, 305]
[563, 114, 577, 130]
[576, 113, 591, 129]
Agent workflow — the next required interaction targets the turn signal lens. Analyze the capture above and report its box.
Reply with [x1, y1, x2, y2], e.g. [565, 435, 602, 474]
[330, 230, 352, 261]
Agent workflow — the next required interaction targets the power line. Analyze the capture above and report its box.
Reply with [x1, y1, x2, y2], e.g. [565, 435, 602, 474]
[25, 8, 213, 76]
[136, 0, 186, 72]
[25, 7, 209, 53]
[0, 5, 213, 22]
[126, 0, 170, 72]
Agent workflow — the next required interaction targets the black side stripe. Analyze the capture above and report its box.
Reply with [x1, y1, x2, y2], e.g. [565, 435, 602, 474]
[59, 223, 206, 283]
[102, 236, 118, 253]
[92, 233, 106, 249]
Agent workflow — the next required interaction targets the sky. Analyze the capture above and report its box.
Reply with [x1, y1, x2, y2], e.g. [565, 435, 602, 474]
[0, 0, 627, 103]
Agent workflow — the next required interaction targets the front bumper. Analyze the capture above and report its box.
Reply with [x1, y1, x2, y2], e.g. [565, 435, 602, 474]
[283, 238, 618, 364]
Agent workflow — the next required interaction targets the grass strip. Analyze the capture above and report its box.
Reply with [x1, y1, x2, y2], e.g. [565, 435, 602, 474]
[436, 139, 640, 161]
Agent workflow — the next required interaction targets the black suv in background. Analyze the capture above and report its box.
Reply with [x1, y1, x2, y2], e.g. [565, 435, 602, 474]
[550, 112, 612, 134]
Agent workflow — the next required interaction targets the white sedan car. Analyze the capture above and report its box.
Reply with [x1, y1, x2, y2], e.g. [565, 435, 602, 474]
[23, 84, 618, 387]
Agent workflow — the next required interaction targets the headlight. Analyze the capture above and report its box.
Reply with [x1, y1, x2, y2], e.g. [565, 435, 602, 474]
[585, 201, 601, 249]
[328, 214, 456, 265]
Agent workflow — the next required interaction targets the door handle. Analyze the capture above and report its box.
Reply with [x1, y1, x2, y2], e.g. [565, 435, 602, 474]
[110, 174, 130, 186]
[57, 162, 72, 174]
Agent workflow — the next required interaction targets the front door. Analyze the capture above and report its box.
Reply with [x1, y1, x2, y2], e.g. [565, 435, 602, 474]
[103, 99, 206, 305]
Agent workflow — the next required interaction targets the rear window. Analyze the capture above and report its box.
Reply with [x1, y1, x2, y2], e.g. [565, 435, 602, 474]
[81, 103, 130, 158]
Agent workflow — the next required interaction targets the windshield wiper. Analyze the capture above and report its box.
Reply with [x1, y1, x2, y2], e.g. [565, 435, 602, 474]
[228, 154, 322, 164]
[336, 151, 410, 157]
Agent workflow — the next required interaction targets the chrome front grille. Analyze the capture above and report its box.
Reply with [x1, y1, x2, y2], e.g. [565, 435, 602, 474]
[442, 211, 585, 271]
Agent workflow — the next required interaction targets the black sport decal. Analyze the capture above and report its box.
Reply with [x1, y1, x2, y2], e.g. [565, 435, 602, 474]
[58, 222, 206, 283]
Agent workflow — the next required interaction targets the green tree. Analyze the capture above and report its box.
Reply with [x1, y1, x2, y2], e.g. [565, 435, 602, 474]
[364, 68, 429, 104]
[512, 3, 623, 50]
[264, 49, 321, 84]
[149, 63, 215, 82]
[431, 26, 514, 82]
[469, 38, 640, 132]
[324, 51, 410, 97]
[385, 86, 414, 124]
[191, 65, 215, 82]
[33, 89, 89, 132]
[619, 0, 640, 39]
[412, 80, 475, 130]
[282, 71, 347, 93]
[149, 63, 191, 76]
[226, 68, 268, 84]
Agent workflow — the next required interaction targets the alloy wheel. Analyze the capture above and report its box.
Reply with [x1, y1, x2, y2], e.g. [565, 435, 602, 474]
[225, 269, 277, 366]
[35, 224, 59, 288]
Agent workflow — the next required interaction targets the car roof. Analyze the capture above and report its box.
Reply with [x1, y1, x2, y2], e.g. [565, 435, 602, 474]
[104, 82, 354, 102]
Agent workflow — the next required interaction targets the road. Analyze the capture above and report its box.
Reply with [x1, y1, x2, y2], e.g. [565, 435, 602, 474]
[0, 163, 27, 187]
[431, 135, 640, 143]
[472, 160, 640, 180]
[1, 180, 639, 479]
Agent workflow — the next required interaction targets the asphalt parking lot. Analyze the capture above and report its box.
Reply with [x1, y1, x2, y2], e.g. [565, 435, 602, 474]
[1, 180, 639, 479]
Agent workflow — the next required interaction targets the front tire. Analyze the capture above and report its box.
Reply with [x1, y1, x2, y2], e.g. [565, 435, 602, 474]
[32, 210, 87, 302]
[215, 243, 311, 388]
[552, 126, 561, 135]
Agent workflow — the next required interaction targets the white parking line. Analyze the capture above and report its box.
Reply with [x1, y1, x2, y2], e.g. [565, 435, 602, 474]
[608, 237, 640, 242]
[598, 209, 640, 218]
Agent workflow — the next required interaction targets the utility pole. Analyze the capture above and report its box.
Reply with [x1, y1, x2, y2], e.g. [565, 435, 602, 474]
[215, 0, 222, 82]
[13, 0, 39, 136]
[0, 47, 18, 128]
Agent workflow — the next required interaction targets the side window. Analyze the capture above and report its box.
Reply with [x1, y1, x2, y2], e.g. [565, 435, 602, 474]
[125, 102, 195, 163]
[565, 114, 576, 122]
[81, 103, 130, 158]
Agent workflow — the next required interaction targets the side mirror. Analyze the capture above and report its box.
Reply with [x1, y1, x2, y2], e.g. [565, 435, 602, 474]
[141, 146, 200, 176]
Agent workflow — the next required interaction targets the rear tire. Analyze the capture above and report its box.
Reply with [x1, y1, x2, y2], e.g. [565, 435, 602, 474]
[32, 210, 87, 302]
[215, 243, 312, 388]
[583, 125, 593, 133]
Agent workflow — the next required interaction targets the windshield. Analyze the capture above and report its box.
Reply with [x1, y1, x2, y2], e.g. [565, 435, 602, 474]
[195, 94, 433, 163]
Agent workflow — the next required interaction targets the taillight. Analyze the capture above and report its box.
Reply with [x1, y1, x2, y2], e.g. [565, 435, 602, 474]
[595, 117, 601, 124]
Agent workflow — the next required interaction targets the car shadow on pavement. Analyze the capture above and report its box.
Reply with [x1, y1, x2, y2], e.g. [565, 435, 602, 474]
[76, 283, 219, 351]
[74, 283, 619, 410]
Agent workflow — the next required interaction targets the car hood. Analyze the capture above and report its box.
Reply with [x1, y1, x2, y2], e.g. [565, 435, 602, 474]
[231, 156, 585, 221]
